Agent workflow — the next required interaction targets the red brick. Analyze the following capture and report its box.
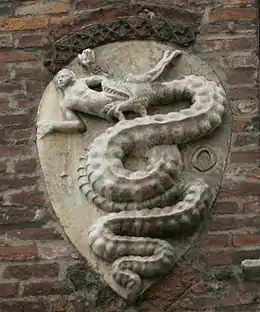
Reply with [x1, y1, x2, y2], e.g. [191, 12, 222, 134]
[0, 160, 6, 173]
[2, 128, 34, 145]
[233, 116, 258, 132]
[25, 79, 44, 94]
[49, 15, 73, 26]
[11, 91, 37, 101]
[0, 206, 39, 225]
[209, 215, 245, 231]
[102, 6, 136, 20]
[232, 55, 258, 67]
[4, 129, 33, 145]
[209, 8, 256, 21]
[233, 134, 258, 147]
[14, 34, 49, 48]
[198, 233, 231, 248]
[2, 126, 31, 141]
[15, 2, 69, 15]
[0, 63, 10, 79]
[0, 99, 9, 114]
[213, 201, 241, 214]
[178, 291, 256, 310]
[49, 6, 128, 39]
[37, 241, 76, 260]
[0, 18, 48, 31]
[12, 97, 41, 111]
[0, 301, 48, 312]
[14, 158, 36, 174]
[172, 295, 218, 310]
[220, 291, 256, 306]
[141, 260, 199, 309]
[0, 51, 40, 62]
[73, 0, 125, 10]
[43, 3, 70, 14]
[243, 201, 260, 213]
[233, 235, 260, 246]
[0, 282, 18, 297]
[23, 280, 73, 296]
[200, 22, 256, 35]
[235, 100, 258, 115]
[0, 82, 22, 93]
[220, 181, 260, 197]
[197, 38, 254, 53]
[0, 145, 23, 157]
[0, 114, 32, 126]
[10, 97, 38, 110]
[1, 132, 28, 146]
[7, 227, 62, 241]
[9, 190, 45, 205]
[10, 129, 33, 140]
[230, 151, 259, 164]
[189, 281, 205, 295]
[224, 0, 255, 3]
[225, 166, 260, 181]
[203, 248, 260, 266]
[3, 128, 34, 144]
[3, 263, 59, 279]
[13, 62, 44, 79]
[0, 244, 38, 260]
[228, 86, 258, 101]
[138, 302, 164, 312]
[226, 67, 257, 85]
[200, 23, 230, 35]
[210, 214, 260, 231]
[0, 177, 37, 192]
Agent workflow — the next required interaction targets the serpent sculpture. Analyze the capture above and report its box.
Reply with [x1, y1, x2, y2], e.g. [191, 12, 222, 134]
[37, 48, 227, 300]
[76, 51, 227, 299]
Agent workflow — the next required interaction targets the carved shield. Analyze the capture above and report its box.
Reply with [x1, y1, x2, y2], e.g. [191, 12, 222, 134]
[37, 40, 232, 300]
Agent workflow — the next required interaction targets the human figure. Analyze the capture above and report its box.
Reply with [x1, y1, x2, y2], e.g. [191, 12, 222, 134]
[37, 50, 182, 139]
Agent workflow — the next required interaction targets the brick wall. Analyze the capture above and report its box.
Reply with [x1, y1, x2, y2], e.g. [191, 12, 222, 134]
[0, 0, 259, 311]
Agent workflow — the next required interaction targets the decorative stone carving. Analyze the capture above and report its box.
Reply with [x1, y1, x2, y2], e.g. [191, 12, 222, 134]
[78, 48, 96, 67]
[37, 41, 232, 301]
[44, 14, 197, 74]
[192, 146, 217, 172]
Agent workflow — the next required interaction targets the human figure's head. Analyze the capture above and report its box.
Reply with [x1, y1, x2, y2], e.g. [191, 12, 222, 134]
[54, 69, 77, 90]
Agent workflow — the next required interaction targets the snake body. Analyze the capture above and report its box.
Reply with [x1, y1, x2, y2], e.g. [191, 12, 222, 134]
[77, 75, 227, 299]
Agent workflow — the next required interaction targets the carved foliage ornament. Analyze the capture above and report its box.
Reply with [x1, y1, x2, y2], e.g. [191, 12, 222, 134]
[44, 14, 197, 73]
[37, 25, 231, 302]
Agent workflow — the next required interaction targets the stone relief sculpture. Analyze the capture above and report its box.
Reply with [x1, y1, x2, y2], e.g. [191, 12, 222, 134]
[78, 48, 96, 67]
[43, 13, 198, 74]
[37, 46, 228, 301]
[37, 50, 184, 138]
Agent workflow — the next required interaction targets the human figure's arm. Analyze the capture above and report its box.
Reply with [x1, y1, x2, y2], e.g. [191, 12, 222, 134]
[37, 105, 86, 139]
[124, 50, 182, 83]
[82, 75, 108, 88]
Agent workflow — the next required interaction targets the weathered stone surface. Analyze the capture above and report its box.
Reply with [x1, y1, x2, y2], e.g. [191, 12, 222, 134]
[37, 40, 232, 300]
[241, 259, 260, 281]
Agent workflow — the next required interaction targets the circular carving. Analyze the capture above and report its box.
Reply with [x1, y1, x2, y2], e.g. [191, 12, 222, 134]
[192, 146, 217, 172]
[44, 14, 198, 74]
